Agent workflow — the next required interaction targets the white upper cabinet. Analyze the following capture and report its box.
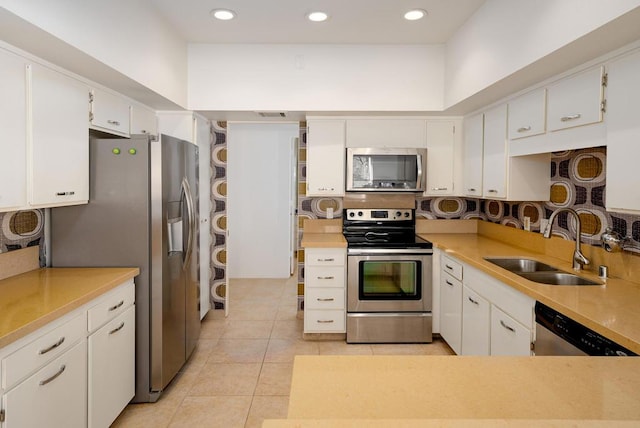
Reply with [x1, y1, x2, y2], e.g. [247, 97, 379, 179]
[547, 66, 605, 132]
[157, 111, 196, 144]
[130, 103, 157, 137]
[605, 49, 640, 214]
[0, 48, 27, 212]
[482, 104, 508, 199]
[462, 113, 484, 198]
[28, 64, 89, 207]
[89, 87, 130, 137]
[306, 119, 345, 196]
[346, 119, 426, 148]
[508, 88, 546, 140]
[424, 120, 462, 196]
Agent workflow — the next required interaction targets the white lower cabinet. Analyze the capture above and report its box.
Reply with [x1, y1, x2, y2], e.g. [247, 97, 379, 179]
[88, 306, 135, 428]
[461, 285, 490, 355]
[0, 280, 135, 427]
[439, 254, 534, 356]
[304, 248, 346, 334]
[490, 306, 532, 356]
[2, 340, 87, 428]
[439, 271, 462, 355]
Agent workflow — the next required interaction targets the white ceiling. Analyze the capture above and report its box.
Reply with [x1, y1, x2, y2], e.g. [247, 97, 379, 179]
[147, 0, 486, 44]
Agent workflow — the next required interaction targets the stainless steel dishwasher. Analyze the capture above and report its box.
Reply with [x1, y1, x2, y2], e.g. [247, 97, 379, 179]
[534, 301, 637, 356]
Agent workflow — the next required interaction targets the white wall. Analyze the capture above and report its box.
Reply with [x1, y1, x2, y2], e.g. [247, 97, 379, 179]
[0, 0, 188, 107]
[188, 44, 445, 112]
[444, 0, 640, 109]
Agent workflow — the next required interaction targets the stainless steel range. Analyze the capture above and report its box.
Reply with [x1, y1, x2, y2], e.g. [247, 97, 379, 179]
[343, 208, 433, 343]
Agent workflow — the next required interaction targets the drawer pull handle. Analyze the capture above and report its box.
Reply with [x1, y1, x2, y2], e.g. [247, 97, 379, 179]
[560, 114, 581, 122]
[317, 276, 334, 280]
[317, 319, 334, 324]
[109, 300, 125, 311]
[517, 126, 532, 132]
[55, 191, 75, 196]
[317, 298, 335, 302]
[468, 188, 476, 192]
[445, 280, 453, 286]
[318, 258, 335, 262]
[468, 296, 479, 305]
[431, 187, 448, 191]
[109, 322, 126, 335]
[445, 264, 454, 270]
[500, 320, 516, 333]
[107, 119, 121, 126]
[487, 189, 498, 193]
[39, 365, 66, 386]
[39, 337, 65, 355]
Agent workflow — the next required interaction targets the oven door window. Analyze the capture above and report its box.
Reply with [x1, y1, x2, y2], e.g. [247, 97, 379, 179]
[359, 260, 422, 300]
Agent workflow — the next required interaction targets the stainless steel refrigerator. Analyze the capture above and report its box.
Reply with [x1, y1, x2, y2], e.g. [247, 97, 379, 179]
[50, 134, 200, 403]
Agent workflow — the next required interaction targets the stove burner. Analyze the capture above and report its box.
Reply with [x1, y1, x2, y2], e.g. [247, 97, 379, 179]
[343, 208, 432, 250]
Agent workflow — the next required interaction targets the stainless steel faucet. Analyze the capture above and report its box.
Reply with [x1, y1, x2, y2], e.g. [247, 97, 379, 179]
[542, 208, 590, 271]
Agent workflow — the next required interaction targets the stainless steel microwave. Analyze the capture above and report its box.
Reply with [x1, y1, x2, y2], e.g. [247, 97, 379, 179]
[346, 148, 426, 192]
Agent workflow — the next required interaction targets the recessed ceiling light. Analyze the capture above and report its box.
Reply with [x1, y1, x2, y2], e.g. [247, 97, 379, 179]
[307, 11, 329, 22]
[210, 8, 236, 21]
[404, 9, 427, 21]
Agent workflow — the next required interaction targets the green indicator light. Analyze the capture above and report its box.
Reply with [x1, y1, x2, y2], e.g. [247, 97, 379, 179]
[128, 148, 137, 155]
[112, 148, 121, 155]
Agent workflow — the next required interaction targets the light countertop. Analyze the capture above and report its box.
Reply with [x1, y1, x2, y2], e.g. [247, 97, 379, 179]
[285, 355, 640, 421]
[0, 267, 139, 348]
[300, 232, 347, 248]
[420, 231, 640, 355]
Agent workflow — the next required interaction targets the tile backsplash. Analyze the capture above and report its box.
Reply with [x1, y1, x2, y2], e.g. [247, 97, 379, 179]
[0, 210, 45, 264]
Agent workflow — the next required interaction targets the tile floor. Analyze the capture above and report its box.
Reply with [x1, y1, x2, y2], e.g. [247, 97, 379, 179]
[112, 274, 454, 427]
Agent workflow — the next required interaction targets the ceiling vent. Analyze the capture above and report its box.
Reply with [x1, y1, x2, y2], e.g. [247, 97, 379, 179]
[255, 111, 287, 118]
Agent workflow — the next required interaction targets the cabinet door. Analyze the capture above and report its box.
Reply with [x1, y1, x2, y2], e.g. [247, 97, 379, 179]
[424, 121, 455, 196]
[29, 64, 89, 207]
[508, 88, 546, 139]
[482, 104, 507, 199]
[490, 306, 532, 356]
[547, 66, 604, 132]
[88, 306, 135, 428]
[345, 119, 426, 148]
[461, 285, 490, 355]
[90, 88, 130, 137]
[306, 120, 345, 196]
[3, 340, 87, 428]
[605, 51, 640, 213]
[462, 113, 483, 197]
[0, 49, 27, 212]
[130, 104, 157, 137]
[439, 272, 462, 354]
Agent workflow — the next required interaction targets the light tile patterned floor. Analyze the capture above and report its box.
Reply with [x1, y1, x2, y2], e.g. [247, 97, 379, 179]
[112, 274, 454, 427]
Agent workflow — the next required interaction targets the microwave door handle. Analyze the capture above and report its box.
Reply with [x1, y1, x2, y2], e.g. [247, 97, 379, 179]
[417, 154, 424, 190]
[368, 156, 373, 183]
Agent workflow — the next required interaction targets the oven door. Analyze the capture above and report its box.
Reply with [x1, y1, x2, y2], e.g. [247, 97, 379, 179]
[347, 252, 432, 313]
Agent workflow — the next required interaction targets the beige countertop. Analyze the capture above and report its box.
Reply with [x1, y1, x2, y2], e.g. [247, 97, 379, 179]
[420, 231, 640, 355]
[285, 355, 640, 421]
[0, 267, 139, 348]
[300, 232, 347, 248]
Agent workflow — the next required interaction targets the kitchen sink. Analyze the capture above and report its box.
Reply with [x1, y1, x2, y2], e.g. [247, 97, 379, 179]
[484, 257, 559, 273]
[517, 271, 602, 286]
[484, 257, 602, 286]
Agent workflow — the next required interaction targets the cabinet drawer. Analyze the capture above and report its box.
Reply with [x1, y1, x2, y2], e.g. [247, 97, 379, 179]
[305, 288, 345, 310]
[3, 340, 87, 428]
[305, 266, 345, 288]
[87, 280, 135, 333]
[88, 306, 135, 428]
[304, 310, 345, 333]
[441, 256, 463, 281]
[490, 306, 532, 356]
[305, 249, 345, 267]
[2, 312, 85, 390]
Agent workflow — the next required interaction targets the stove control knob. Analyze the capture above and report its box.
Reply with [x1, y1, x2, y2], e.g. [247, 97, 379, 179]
[396, 211, 402, 218]
[357, 211, 363, 217]
[404, 212, 410, 218]
[349, 212, 355, 218]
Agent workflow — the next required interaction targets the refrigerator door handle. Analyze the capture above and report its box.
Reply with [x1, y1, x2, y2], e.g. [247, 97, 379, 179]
[181, 177, 195, 269]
